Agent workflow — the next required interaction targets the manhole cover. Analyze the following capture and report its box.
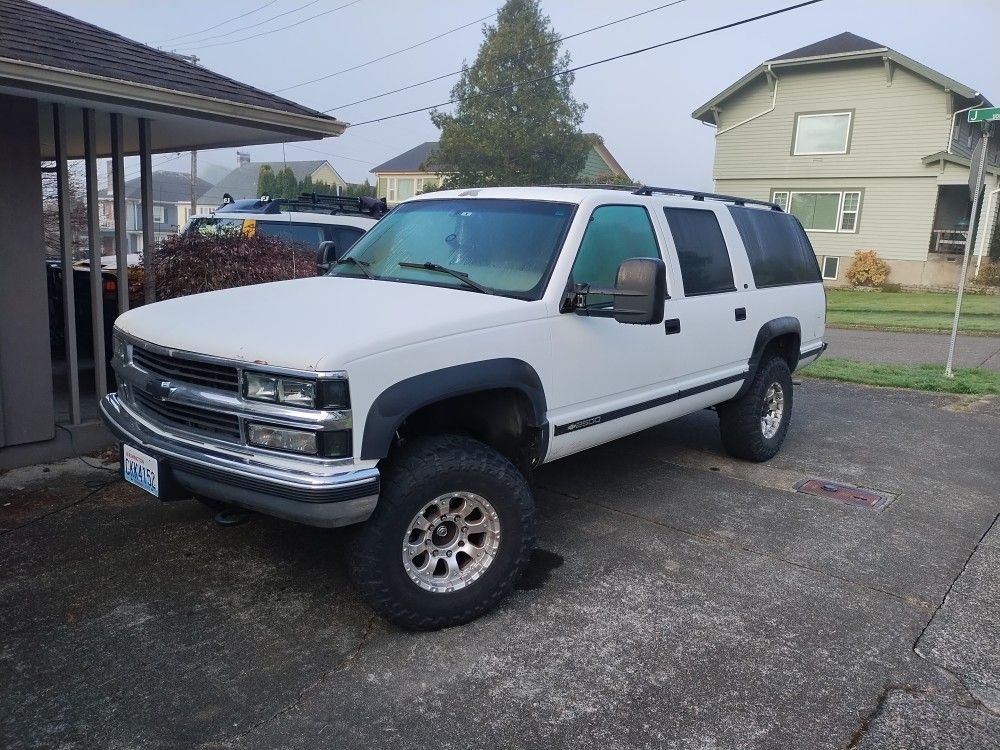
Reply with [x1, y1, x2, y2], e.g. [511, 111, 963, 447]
[794, 479, 893, 511]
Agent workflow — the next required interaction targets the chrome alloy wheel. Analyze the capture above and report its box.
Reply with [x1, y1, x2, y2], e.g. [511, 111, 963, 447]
[761, 382, 785, 439]
[402, 491, 501, 593]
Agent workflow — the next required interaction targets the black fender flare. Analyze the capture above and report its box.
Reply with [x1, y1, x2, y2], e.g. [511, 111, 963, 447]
[360, 358, 548, 460]
[736, 317, 801, 398]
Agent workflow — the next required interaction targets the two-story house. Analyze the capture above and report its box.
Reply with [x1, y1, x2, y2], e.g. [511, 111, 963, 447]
[98, 169, 213, 253]
[692, 32, 999, 287]
[370, 135, 629, 206]
[197, 154, 348, 209]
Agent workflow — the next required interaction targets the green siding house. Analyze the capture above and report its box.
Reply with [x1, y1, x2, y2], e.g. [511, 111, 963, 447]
[371, 135, 628, 206]
[692, 33, 999, 287]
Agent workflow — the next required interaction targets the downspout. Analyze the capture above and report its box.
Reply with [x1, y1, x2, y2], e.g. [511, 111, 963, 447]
[946, 94, 983, 154]
[716, 65, 779, 136]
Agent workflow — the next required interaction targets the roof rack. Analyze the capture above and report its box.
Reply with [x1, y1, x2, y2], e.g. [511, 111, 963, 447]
[632, 185, 781, 210]
[544, 183, 781, 211]
[261, 193, 388, 218]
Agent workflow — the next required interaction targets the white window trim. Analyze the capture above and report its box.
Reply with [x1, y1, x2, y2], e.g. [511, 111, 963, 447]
[793, 111, 852, 156]
[822, 255, 840, 280]
[772, 189, 861, 234]
[386, 177, 398, 203]
[152, 204, 165, 224]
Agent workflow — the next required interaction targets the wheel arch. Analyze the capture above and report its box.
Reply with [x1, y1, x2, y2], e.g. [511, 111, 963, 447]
[736, 317, 801, 398]
[359, 358, 548, 464]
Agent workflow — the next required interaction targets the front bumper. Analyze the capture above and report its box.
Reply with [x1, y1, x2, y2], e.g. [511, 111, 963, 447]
[100, 393, 379, 527]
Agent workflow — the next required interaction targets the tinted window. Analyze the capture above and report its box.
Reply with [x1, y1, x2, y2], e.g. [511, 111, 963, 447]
[571, 205, 660, 306]
[728, 207, 821, 287]
[330, 226, 365, 254]
[662, 207, 735, 296]
[256, 222, 327, 248]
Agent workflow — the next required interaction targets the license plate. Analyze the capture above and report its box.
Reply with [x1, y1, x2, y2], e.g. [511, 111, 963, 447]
[122, 444, 160, 497]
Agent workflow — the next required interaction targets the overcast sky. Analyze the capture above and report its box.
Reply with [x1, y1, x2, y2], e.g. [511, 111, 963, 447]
[41, 0, 1000, 190]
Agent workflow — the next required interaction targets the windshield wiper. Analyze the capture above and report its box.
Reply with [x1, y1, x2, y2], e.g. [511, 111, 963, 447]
[334, 256, 376, 280]
[399, 261, 493, 295]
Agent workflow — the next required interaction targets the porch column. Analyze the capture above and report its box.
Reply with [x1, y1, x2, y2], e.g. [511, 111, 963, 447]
[0, 94, 54, 446]
[82, 108, 107, 399]
[110, 113, 129, 315]
[54, 103, 81, 424]
[138, 117, 156, 303]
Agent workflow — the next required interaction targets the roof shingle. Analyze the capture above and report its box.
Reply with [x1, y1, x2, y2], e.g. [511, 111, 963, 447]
[768, 32, 885, 62]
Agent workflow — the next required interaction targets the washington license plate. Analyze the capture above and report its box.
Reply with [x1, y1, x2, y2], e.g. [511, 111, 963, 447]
[122, 444, 160, 497]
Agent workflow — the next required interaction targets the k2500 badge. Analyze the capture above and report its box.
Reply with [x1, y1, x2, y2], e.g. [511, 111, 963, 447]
[567, 416, 602, 431]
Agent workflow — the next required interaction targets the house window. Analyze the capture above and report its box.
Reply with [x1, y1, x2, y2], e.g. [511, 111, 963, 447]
[773, 190, 862, 233]
[822, 256, 840, 280]
[152, 205, 165, 224]
[793, 112, 852, 155]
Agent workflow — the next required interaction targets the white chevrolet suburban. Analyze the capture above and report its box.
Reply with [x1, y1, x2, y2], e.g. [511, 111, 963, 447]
[101, 185, 826, 630]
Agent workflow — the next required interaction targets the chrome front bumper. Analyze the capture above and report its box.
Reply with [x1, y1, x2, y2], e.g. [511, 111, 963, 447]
[100, 393, 379, 528]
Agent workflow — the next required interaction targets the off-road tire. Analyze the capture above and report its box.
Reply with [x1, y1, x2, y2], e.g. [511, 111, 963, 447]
[349, 434, 535, 630]
[718, 356, 793, 462]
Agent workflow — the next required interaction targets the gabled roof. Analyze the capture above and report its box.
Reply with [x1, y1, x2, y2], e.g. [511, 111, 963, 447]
[98, 171, 214, 203]
[693, 32, 989, 124]
[0, 0, 341, 125]
[371, 142, 445, 174]
[768, 32, 885, 62]
[198, 161, 338, 206]
[371, 136, 628, 179]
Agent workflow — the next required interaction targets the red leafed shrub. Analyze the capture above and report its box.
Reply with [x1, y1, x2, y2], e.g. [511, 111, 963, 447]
[141, 231, 317, 301]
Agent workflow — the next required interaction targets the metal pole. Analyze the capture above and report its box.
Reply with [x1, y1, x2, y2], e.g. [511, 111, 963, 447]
[110, 113, 129, 315]
[82, 108, 108, 399]
[190, 150, 198, 215]
[53, 104, 81, 424]
[138, 118, 156, 303]
[945, 126, 990, 378]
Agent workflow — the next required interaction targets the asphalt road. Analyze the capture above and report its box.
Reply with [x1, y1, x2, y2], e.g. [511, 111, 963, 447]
[826, 327, 1000, 372]
[2, 380, 998, 749]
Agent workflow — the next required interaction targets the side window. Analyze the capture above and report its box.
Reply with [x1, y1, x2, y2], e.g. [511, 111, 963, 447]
[662, 207, 735, 296]
[256, 222, 327, 248]
[570, 205, 660, 306]
[728, 206, 821, 287]
[330, 226, 365, 254]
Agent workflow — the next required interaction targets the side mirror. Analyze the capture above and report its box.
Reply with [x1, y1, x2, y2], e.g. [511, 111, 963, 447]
[316, 241, 338, 274]
[613, 257, 666, 325]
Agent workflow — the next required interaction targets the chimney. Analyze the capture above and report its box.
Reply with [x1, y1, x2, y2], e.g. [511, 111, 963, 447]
[237, 151, 251, 167]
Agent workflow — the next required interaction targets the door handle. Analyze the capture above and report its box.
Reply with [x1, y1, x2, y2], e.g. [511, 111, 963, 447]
[664, 318, 681, 335]
[735, 307, 747, 321]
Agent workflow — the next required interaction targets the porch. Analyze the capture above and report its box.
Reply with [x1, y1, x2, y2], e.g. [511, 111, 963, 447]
[928, 185, 971, 255]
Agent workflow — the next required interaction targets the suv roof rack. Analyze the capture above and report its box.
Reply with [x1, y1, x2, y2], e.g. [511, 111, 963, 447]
[217, 193, 388, 218]
[544, 183, 781, 211]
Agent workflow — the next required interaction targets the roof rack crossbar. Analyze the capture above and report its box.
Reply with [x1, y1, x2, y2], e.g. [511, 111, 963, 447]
[632, 185, 782, 211]
[260, 193, 388, 217]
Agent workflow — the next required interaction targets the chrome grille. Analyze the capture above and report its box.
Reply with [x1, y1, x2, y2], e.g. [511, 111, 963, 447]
[133, 389, 241, 440]
[132, 347, 240, 392]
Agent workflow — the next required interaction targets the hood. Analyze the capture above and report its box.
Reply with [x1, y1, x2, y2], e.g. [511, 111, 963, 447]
[115, 276, 545, 371]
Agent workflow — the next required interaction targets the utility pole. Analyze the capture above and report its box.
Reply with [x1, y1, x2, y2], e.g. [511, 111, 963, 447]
[945, 108, 997, 377]
[190, 150, 198, 215]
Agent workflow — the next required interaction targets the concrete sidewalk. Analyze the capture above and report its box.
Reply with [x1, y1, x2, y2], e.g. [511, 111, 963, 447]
[826, 327, 1000, 371]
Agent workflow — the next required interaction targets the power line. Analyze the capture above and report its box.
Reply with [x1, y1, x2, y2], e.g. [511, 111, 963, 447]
[175, 0, 360, 51]
[347, 0, 824, 129]
[273, 11, 498, 93]
[323, 0, 687, 113]
[154, 0, 279, 44]
[170, 0, 319, 48]
[287, 142, 376, 165]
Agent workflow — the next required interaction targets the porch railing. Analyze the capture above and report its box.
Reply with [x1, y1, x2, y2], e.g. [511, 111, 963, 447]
[930, 229, 968, 254]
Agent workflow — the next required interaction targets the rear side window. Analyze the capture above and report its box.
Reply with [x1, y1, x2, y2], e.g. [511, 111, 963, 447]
[728, 207, 821, 287]
[330, 226, 365, 254]
[662, 207, 735, 296]
[256, 221, 327, 248]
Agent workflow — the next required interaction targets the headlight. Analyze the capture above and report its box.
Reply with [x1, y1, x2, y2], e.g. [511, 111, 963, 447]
[112, 331, 130, 363]
[246, 424, 351, 458]
[243, 372, 349, 410]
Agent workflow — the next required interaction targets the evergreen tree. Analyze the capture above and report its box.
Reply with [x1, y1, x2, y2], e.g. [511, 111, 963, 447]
[256, 164, 277, 198]
[430, 0, 589, 187]
[343, 180, 376, 198]
[275, 166, 299, 198]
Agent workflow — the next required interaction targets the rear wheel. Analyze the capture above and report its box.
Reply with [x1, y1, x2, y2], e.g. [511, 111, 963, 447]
[349, 434, 535, 630]
[718, 356, 793, 462]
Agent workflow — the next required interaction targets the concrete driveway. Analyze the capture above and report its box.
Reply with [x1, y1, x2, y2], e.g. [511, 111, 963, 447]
[2, 380, 998, 749]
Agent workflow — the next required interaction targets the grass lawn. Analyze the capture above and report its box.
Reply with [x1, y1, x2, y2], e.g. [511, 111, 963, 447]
[800, 357, 1000, 395]
[826, 289, 1000, 334]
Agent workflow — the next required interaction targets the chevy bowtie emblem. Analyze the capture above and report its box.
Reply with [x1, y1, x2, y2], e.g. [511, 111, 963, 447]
[146, 380, 175, 400]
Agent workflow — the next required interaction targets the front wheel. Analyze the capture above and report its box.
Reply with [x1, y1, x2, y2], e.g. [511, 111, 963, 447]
[718, 356, 793, 462]
[349, 435, 535, 630]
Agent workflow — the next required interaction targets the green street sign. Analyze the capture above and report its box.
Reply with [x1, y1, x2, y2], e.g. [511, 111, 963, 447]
[968, 107, 1000, 123]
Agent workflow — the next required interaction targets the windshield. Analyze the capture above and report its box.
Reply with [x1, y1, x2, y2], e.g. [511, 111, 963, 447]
[328, 198, 575, 299]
